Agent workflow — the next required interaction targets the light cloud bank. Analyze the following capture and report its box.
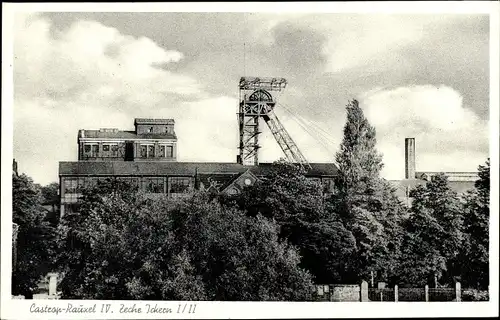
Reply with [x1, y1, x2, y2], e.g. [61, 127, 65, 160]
[13, 13, 212, 184]
[11, 12, 490, 185]
[360, 85, 489, 179]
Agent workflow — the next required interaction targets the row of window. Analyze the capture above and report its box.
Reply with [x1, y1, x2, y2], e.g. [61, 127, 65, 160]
[142, 126, 174, 134]
[83, 144, 122, 158]
[82, 143, 174, 158]
[139, 144, 173, 158]
[63, 176, 193, 195]
[62, 176, 335, 203]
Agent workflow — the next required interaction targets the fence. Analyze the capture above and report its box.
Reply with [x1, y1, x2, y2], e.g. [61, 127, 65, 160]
[373, 284, 460, 302]
[397, 287, 426, 301]
[368, 288, 395, 301]
[313, 282, 464, 302]
[428, 288, 456, 301]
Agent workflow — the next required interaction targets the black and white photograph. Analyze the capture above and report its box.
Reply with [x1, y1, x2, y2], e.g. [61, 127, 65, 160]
[1, 2, 499, 319]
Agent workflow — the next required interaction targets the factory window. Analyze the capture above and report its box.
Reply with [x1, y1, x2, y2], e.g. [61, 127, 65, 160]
[102, 144, 110, 157]
[111, 144, 119, 157]
[165, 126, 174, 134]
[63, 178, 78, 194]
[91, 145, 99, 157]
[83, 144, 99, 158]
[140, 144, 155, 158]
[116, 177, 140, 189]
[169, 177, 193, 196]
[141, 177, 165, 193]
[100, 144, 119, 157]
[322, 178, 335, 195]
[158, 145, 174, 158]
[166, 146, 173, 158]
[140, 145, 147, 158]
[76, 178, 86, 193]
[63, 193, 79, 203]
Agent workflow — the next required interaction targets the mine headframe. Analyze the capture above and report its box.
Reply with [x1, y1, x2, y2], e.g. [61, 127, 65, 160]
[237, 76, 311, 171]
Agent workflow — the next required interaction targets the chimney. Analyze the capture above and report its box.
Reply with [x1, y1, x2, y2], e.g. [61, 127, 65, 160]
[405, 138, 416, 179]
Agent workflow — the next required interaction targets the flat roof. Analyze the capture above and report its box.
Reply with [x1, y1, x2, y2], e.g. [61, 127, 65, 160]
[79, 130, 177, 140]
[134, 118, 175, 125]
[59, 161, 339, 177]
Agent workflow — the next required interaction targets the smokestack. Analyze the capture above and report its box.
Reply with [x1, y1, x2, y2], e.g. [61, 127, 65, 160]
[405, 138, 416, 179]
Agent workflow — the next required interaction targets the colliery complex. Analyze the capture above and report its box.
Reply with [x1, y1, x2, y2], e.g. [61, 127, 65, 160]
[58, 77, 478, 217]
[58, 77, 338, 217]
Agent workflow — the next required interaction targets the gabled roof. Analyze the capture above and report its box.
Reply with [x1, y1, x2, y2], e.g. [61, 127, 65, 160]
[220, 169, 259, 194]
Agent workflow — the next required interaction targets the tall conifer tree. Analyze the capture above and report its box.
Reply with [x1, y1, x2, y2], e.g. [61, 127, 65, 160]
[334, 99, 405, 283]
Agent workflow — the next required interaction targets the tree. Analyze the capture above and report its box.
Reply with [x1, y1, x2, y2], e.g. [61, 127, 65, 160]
[56, 179, 314, 300]
[233, 160, 358, 284]
[458, 159, 490, 289]
[172, 192, 315, 300]
[12, 173, 56, 298]
[55, 178, 182, 299]
[333, 99, 406, 283]
[40, 182, 60, 224]
[397, 174, 463, 286]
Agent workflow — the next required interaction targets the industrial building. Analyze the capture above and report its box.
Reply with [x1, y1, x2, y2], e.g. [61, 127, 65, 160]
[58, 77, 338, 217]
[58, 77, 479, 216]
[390, 138, 479, 205]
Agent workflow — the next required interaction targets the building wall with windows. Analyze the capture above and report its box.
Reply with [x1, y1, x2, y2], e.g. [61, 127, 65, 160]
[60, 174, 196, 216]
[77, 119, 177, 162]
[59, 161, 337, 217]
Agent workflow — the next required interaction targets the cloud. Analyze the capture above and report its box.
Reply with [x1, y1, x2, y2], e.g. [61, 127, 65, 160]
[11, 13, 490, 185]
[172, 96, 239, 162]
[12, 13, 208, 184]
[360, 85, 489, 179]
[14, 13, 201, 108]
[268, 21, 328, 77]
[319, 15, 453, 73]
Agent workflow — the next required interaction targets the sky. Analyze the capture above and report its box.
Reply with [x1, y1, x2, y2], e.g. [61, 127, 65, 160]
[10, 11, 491, 185]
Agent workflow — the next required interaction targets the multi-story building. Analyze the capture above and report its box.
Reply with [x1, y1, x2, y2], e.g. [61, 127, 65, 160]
[77, 118, 177, 162]
[59, 118, 338, 217]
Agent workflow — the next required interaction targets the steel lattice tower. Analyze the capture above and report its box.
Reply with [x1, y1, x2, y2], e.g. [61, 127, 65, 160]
[237, 77, 311, 169]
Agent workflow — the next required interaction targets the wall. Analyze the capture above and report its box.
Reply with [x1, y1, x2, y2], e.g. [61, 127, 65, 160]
[136, 123, 174, 135]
